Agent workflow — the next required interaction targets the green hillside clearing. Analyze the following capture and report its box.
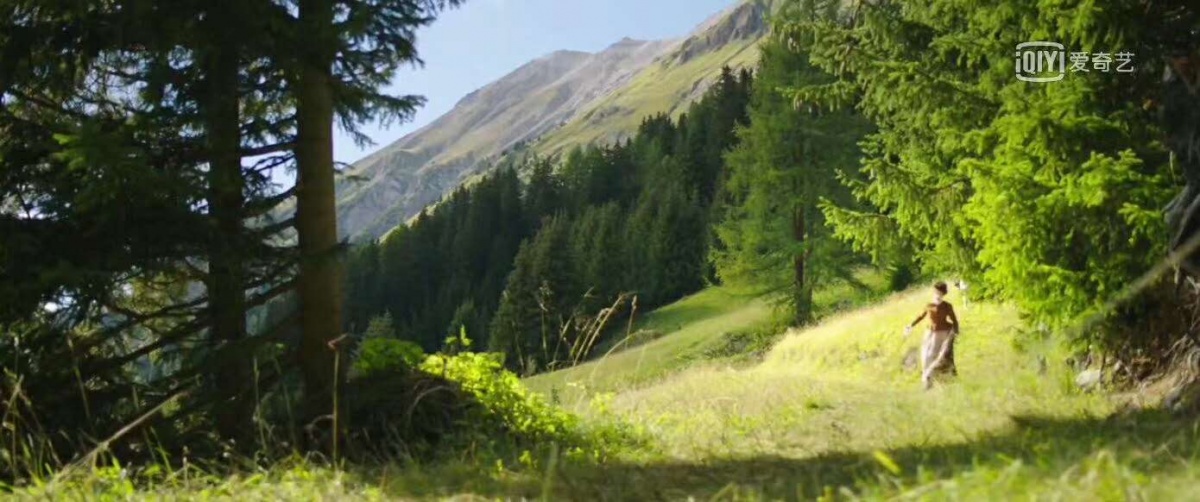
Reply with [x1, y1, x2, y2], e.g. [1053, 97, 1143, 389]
[525, 270, 888, 407]
[521, 289, 1200, 500]
[28, 286, 1200, 500]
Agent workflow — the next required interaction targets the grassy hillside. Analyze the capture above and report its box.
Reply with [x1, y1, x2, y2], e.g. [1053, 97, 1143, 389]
[597, 290, 1091, 457]
[452, 289, 1184, 501]
[29, 286, 1200, 499]
[524, 287, 780, 407]
[526, 270, 888, 405]
[523, 289, 1200, 500]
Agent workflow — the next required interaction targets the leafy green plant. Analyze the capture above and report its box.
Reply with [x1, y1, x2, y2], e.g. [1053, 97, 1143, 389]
[347, 323, 635, 461]
[352, 338, 425, 377]
[420, 351, 582, 445]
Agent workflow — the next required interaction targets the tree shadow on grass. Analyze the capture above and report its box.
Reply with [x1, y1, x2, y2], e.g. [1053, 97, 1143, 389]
[371, 408, 1200, 501]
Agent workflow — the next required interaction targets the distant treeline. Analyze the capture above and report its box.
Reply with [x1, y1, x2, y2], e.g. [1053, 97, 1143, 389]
[338, 68, 756, 373]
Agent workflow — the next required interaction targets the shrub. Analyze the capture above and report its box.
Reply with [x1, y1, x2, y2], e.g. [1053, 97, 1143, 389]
[345, 332, 637, 463]
[420, 351, 583, 446]
[353, 338, 425, 377]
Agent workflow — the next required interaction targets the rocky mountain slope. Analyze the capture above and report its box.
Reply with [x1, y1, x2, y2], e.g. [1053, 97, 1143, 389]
[338, 0, 770, 241]
[534, 1, 766, 157]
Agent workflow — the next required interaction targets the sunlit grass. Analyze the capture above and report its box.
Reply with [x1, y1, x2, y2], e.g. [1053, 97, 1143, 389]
[524, 270, 887, 408]
[524, 286, 780, 408]
[605, 289, 1103, 456]
[21, 281, 1200, 500]
[533, 287, 1200, 500]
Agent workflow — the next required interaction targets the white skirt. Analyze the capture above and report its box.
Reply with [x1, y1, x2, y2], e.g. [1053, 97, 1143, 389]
[922, 329, 955, 377]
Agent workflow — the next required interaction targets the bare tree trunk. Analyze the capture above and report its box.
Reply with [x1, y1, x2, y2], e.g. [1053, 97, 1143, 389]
[201, 2, 251, 440]
[295, 0, 344, 421]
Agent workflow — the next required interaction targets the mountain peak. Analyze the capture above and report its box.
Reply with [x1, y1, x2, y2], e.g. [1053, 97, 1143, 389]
[666, 0, 768, 66]
[608, 36, 644, 48]
[336, 1, 768, 241]
[599, 37, 661, 56]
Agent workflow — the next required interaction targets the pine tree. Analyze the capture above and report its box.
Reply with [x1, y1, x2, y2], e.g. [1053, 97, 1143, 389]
[646, 159, 708, 304]
[682, 66, 753, 203]
[0, 0, 301, 450]
[489, 215, 578, 373]
[488, 239, 542, 372]
[285, 0, 465, 413]
[524, 156, 565, 225]
[714, 32, 869, 325]
[571, 202, 626, 303]
[344, 241, 383, 334]
[363, 311, 398, 340]
[784, 0, 1180, 332]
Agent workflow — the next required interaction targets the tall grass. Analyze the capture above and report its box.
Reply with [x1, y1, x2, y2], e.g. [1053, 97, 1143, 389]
[534, 288, 1200, 500]
[16, 285, 1200, 500]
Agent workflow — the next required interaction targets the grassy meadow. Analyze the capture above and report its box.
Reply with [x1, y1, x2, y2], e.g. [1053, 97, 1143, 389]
[525, 288, 1200, 500]
[20, 284, 1200, 500]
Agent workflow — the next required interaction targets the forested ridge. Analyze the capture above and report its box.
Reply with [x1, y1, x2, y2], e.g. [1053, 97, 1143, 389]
[338, 67, 755, 373]
[336, 35, 876, 375]
[2, 0, 1200, 498]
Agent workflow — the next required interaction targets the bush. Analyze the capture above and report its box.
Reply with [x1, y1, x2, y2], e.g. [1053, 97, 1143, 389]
[340, 366, 476, 460]
[420, 351, 585, 446]
[345, 334, 638, 463]
[353, 338, 425, 377]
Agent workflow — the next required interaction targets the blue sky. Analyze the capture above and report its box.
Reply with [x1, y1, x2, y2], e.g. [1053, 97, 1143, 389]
[332, 0, 738, 164]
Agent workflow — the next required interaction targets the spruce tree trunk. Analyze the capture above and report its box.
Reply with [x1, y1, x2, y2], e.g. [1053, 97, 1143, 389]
[202, 3, 251, 440]
[792, 205, 812, 325]
[295, 0, 344, 416]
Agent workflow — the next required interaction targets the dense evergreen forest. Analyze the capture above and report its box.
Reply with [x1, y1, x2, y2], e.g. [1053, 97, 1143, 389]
[340, 68, 756, 373]
[2, 0, 1199, 496]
